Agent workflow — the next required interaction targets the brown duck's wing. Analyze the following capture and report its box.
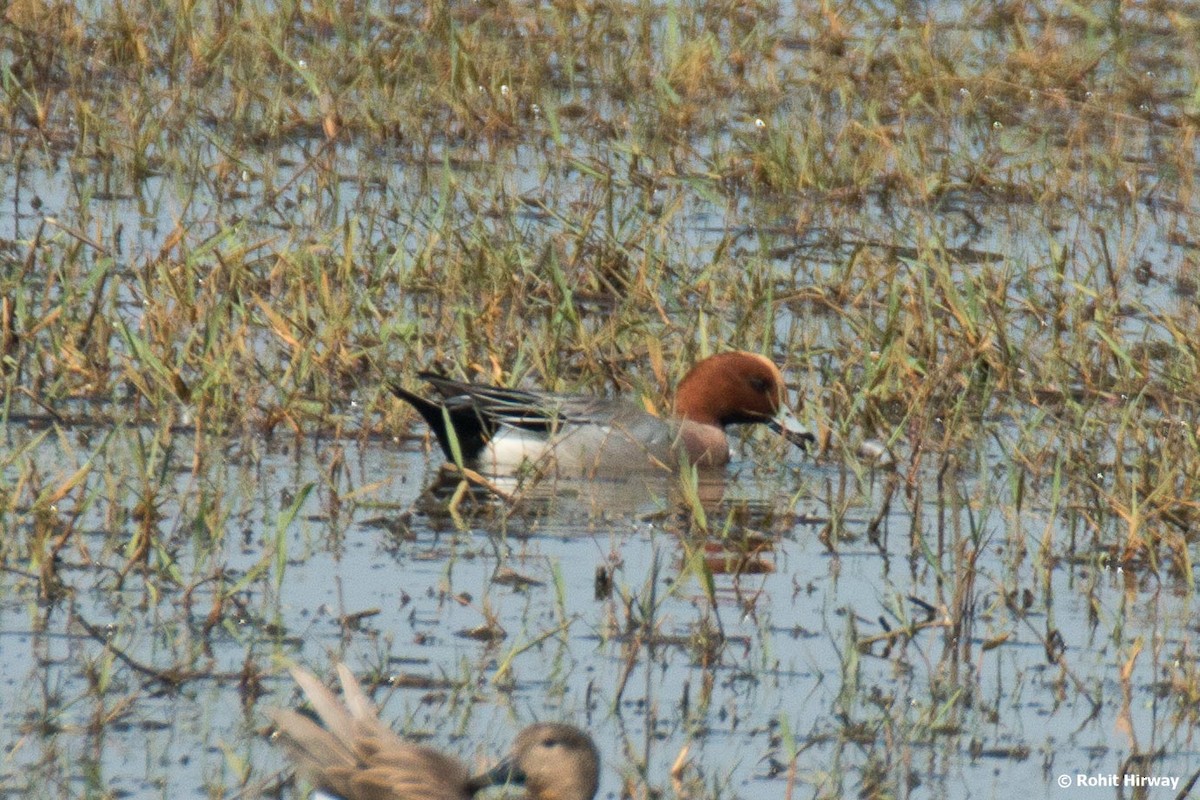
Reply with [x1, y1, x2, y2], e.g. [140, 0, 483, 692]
[395, 373, 608, 462]
[391, 376, 554, 460]
[270, 707, 355, 775]
[417, 374, 567, 433]
[272, 666, 474, 800]
[271, 717, 473, 800]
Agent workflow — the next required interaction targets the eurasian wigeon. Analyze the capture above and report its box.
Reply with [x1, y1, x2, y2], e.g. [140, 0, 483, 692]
[271, 664, 600, 800]
[390, 351, 813, 474]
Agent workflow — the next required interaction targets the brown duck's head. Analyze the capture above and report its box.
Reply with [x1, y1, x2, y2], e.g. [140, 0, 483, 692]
[673, 352, 813, 448]
[673, 352, 789, 426]
[473, 723, 600, 800]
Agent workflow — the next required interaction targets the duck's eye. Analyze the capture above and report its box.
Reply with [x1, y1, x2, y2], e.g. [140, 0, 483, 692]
[541, 737, 559, 748]
[748, 376, 770, 393]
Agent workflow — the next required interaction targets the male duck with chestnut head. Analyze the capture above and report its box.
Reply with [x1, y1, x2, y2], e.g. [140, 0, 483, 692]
[391, 351, 813, 474]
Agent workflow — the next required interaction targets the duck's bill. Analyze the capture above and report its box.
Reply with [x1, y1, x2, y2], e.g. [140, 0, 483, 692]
[768, 408, 816, 451]
[469, 756, 526, 791]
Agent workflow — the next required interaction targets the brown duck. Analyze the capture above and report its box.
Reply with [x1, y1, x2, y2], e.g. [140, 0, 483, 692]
[270, 664, 600, 800]
[390, 351, 814, 473]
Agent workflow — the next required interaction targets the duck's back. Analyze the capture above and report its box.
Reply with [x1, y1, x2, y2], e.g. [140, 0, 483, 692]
[482, 396, 680, 475]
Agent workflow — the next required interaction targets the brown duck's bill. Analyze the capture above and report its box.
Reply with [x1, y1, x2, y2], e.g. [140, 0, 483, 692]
[468, 756, 526, 792]
[768, 408, 816, 450]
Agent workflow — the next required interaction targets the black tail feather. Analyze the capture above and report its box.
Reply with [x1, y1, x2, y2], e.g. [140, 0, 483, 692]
[389, 383, 490, 461]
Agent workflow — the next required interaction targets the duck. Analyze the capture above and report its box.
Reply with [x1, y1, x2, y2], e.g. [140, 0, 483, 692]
[270, 663, 600, 800]
[390, 351, 813, 474]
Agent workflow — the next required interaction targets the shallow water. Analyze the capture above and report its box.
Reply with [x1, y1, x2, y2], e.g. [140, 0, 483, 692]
[3, 1, 1200, 797]
[1, 422, 1197, 799]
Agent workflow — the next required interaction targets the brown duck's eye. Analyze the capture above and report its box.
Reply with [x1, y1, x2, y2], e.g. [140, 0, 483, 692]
[748, 376, 770, 392]
[542, 737, 559, 747]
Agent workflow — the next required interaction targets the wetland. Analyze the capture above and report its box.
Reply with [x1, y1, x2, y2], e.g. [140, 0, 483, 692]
[2, 1, 1200, 798]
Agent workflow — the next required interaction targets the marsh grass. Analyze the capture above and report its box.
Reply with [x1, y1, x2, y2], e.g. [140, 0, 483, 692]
[3, 0, 1200, 797]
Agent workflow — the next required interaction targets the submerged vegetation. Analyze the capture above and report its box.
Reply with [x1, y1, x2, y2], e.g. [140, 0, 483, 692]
[1, 0, 1199, 798]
